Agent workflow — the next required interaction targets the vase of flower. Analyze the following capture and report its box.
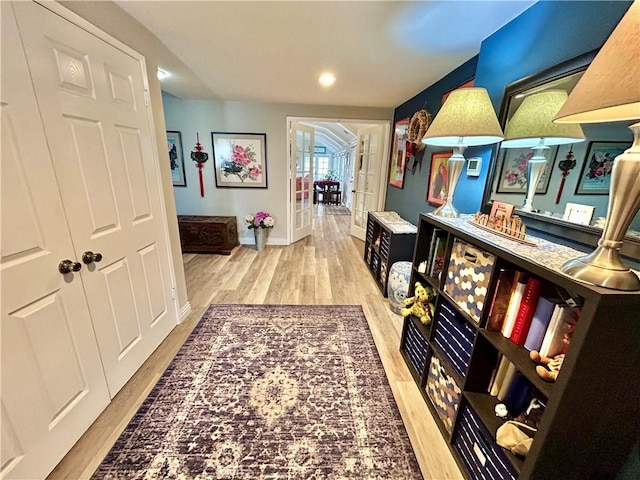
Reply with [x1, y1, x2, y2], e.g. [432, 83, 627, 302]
[254, 228, 268, 251]
[245, 211, 275, 251]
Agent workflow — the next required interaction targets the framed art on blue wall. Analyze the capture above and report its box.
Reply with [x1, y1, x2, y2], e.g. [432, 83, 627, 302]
[427, 152, 451, 205]
[167, 131, 186, 187]
[389, 117, 409, 188]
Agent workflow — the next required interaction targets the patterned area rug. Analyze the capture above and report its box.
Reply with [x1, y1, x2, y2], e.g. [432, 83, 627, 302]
[322, 205, 351, 215]
[93, 305, 422, 479]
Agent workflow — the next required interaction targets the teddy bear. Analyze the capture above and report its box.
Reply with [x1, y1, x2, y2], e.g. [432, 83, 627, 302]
[401, 282, 435, 325]
[529, 350, 565, 382]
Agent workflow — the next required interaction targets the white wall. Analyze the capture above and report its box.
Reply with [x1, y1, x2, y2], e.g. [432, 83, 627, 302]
[163, 94, 392, 244]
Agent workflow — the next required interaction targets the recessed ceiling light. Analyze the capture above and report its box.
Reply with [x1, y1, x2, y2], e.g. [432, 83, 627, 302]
[319, 72, 336, 87]
[157, 69, 169, 81]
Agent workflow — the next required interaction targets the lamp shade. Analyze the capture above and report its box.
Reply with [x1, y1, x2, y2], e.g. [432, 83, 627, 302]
[502, 90, 585, 148]
[554, 0, 640, 124]
[421, 87, 503, 147]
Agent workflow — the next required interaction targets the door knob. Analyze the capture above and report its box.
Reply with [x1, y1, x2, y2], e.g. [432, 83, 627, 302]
[59, 260, 82, 274]
[82, 251, 103, 264]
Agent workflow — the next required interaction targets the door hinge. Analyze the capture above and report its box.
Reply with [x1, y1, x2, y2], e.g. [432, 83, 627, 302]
[143, 90, 150, 107]
[171, 287, 177, 300]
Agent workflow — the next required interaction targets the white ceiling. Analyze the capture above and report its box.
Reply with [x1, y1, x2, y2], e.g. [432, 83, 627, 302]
[115, 1, 537, 108]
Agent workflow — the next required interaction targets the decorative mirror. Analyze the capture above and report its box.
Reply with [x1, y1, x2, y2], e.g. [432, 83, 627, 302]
[482, 50, 639, 265]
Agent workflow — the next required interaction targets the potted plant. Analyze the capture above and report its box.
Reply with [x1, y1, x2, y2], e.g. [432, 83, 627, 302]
[244, 211, 275, 251]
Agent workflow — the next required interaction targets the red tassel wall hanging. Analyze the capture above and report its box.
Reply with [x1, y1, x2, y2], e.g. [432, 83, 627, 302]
[190, 133, 209, 197]
[556, 146, 576, 204]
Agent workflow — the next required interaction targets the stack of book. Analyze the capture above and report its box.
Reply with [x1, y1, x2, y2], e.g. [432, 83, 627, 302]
[423, 228, 447, 279]
[486, 269, 581, 356]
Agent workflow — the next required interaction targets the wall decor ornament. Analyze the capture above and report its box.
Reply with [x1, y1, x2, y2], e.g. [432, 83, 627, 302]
[574, 141, 630, 195]
[167, 131, 186, 187]
[212, 132, 268, 188]
[190, 132, 209, 197]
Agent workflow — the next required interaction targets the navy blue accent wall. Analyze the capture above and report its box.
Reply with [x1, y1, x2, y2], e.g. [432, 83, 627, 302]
[385, 57, 477, 226]
[385, 0, 631, 225]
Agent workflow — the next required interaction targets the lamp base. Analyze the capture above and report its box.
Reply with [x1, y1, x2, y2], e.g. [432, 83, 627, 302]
[432, 202, 459, 218]
[561, 246, 640, 291]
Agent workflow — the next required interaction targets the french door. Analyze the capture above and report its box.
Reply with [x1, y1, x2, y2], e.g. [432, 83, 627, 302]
[290, 121, 315, 243]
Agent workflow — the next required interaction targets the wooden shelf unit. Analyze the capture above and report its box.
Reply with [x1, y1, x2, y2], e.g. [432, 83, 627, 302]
[400, 213, 640, 479]
[363, 212, 417, 297]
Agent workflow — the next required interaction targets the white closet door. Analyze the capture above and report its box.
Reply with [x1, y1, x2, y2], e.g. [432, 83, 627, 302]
[13, 1, 178, 396]
[0, 3, 110, 479]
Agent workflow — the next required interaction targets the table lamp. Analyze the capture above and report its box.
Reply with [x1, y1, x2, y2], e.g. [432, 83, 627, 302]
[501, 90, 585, 211]
[553, 0, 640, 291]
[422, 87, 503, 217]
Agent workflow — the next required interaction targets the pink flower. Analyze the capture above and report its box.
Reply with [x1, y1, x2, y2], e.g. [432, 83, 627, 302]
[231, 145, 250, 165]
[249, 166, 260, 178]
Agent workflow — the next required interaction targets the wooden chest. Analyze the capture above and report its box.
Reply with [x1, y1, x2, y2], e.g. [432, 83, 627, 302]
[178, 215, 238, 255]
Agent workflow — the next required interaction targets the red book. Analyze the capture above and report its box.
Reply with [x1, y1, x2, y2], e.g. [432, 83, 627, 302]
[486, 269, 518, 332]
[510, 276, 542, 345]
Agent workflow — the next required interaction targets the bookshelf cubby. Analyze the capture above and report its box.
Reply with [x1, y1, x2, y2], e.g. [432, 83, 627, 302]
[363, 212, 417, 297]
[400, 213, 640, 479]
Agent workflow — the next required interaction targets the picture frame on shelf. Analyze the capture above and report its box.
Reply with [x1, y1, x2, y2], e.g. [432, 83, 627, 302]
[427, 151, 451, 206]
[389, 117, 409, 189]
[212, 132, 268, 188]
[496, 146, 558, 194]
[574, 141, 629, 195]
[563, 202, 595, 225]
[167, 131, 186, 187]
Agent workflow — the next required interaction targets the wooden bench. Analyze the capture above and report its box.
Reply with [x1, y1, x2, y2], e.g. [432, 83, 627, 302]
[178, 215, 238, 255]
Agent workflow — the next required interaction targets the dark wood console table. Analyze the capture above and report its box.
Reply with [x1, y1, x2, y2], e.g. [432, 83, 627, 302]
[178, 215, 239, 255]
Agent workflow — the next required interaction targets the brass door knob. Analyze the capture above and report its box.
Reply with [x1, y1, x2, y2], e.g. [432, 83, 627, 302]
[82, 251, 103, 264]
[59, 260, 82, 274]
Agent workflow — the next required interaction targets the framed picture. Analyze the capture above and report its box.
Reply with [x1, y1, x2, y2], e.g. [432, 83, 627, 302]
[563, 202, 595, 225]
[212, 132, 267, 188]
[496, 146, 558, 194]
[389, 118, 409, 188]
[575, 141, 628, 195]
[427, 152, 451, 205]
[167, 131, 186, 187]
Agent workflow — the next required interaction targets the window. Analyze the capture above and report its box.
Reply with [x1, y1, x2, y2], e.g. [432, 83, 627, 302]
[315, 156, 329, 180]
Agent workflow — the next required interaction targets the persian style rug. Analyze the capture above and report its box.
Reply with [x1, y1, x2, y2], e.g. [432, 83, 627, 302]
[323, 205, 351, 215]
[93, 305, 422, 479]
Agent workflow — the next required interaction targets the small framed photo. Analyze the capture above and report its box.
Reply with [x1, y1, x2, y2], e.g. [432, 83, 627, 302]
[466, 157, 482, 177]
[490, 201, 515, 220]
[389, 117, 409, 189]
[212, 132, 268, 188]
[575, 141, 629, 195]
[427, 152, 451, 205]
[563, 202, 595, 225]
[167, 131, 186, 187]
[496, 146, 558, 194]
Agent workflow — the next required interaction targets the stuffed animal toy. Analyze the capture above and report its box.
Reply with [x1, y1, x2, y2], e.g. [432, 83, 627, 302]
[530, 350, 565, 382]
[401, 282, 435, 325]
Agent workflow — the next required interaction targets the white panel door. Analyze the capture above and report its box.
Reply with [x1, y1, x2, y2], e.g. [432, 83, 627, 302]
[290, 121, 315, 243]
[13, 1, 177, 396]
[350, 125, 387, 240]
[0, 4, 110, 479]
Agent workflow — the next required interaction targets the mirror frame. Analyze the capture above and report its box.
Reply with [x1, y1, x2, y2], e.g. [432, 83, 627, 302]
[481, 49, 640, 264]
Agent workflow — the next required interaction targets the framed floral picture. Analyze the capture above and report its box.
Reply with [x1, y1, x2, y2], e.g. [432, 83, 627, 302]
[575, 141, 628, 195]
[212, 132, 268, 188]
[389, 118, 409, 188]
[427, 152, 451, 205]
[496, 146, 558, 194]
[167, 131, 186, 187]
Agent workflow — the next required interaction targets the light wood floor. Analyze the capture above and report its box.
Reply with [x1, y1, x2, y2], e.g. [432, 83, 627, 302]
[48, 208, 463, 480]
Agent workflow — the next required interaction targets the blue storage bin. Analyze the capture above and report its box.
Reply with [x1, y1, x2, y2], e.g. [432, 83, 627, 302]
[402, 318, 430, 377]
[433, 299, 475, 379]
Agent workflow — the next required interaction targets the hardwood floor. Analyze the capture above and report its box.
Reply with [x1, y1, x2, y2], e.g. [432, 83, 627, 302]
[48, 208, 463, 480]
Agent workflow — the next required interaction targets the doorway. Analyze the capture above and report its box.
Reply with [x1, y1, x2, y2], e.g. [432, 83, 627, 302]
[287, 117, 391, 244]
